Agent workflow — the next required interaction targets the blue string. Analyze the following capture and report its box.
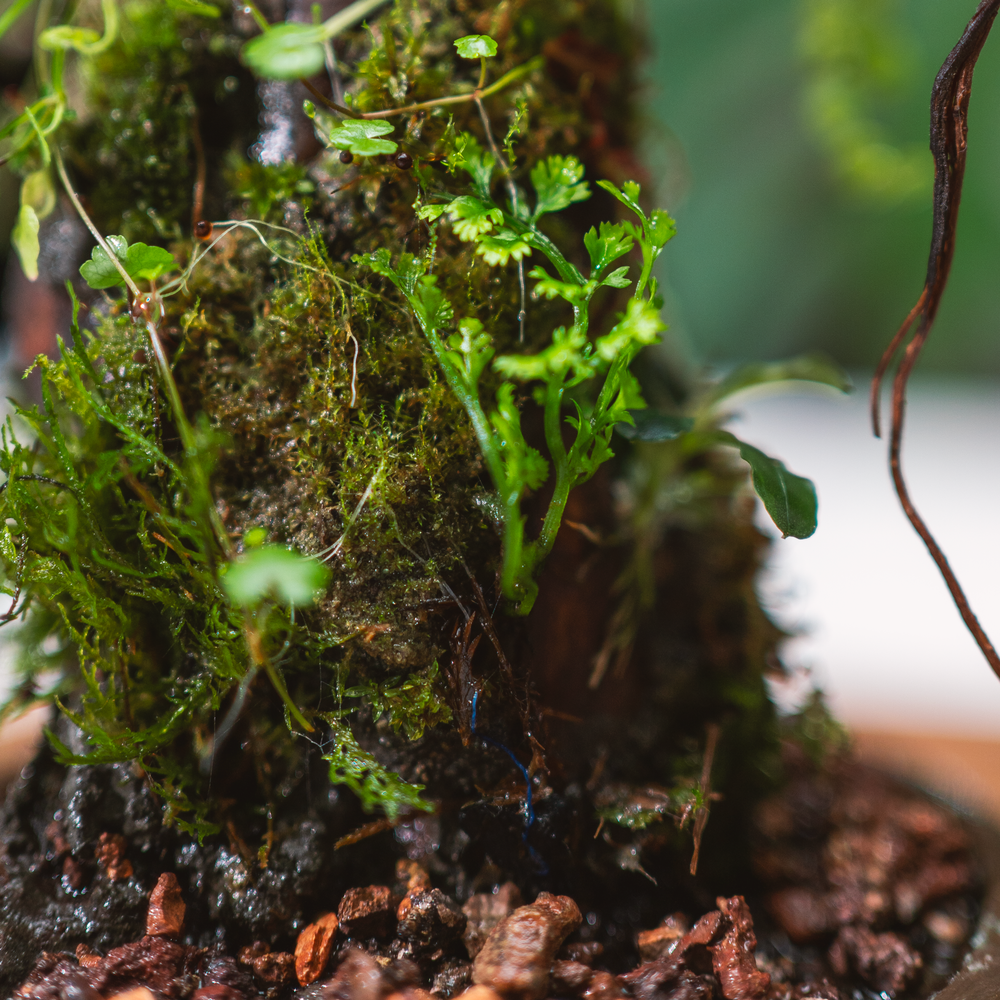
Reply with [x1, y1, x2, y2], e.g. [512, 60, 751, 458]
[471, 691, 547, 873]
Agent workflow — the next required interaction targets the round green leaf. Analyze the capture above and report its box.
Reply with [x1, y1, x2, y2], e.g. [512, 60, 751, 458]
[224, 546, 331, 607]
[124, 243, 177, 282]
[454, 34, 497, 59]
[38, 24, 100, 51]
[327, 118, 398, 156]
[80, 240, 127, 290]
[242, 23, 326, 79]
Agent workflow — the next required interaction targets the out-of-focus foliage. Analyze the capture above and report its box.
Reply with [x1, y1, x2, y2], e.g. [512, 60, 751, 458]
[644, 0, 1000, 374]
[798, 0, 930, 204]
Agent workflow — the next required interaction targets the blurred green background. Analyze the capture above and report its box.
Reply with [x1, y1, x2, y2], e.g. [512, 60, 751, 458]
[642, 0, 1000, 374]
[4, 0, 1000, 375]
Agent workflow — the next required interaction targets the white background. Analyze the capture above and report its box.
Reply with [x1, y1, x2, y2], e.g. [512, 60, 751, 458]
[741, 375, 1000, 736]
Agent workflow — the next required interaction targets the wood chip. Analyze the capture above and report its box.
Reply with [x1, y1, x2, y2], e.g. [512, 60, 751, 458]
[146, 872, 185, 937]
[106, 989, 157, 1000]
[294, 912, 339, 986]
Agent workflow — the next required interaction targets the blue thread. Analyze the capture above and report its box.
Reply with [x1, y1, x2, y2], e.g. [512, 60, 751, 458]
[471, 690, 546, 873]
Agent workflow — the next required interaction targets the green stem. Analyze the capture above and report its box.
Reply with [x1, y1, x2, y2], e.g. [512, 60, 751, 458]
[330, 56, 543, 120]
[0, 0, 34, 42]
[246, 616, 314, 732]
[544, 375, 566, 466]
[636, 242, 654, 299]
[535, 462, 575, 564]
[478, 57, 544, 99]
[241, 0, 270, 32]
[500, 502, 529, 608]
[54, 149, 140, 296]
[514, 224, 585, 284]
[413, 309, 506, 492]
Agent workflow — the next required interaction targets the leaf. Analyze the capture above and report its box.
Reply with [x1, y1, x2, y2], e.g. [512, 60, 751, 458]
[454, 34, 498, 58]
[416, 203, 445, 222]
[322, 719, 433, 820]
[456, 136, 495, 198]
[0, 525, 17, 564]
[494, 325, 594, 382]
[80, 239, 127, 289]
[528, 265, 590, 304]
[597, 178, 644, 218]
[242, 23, 326, 80]
[530, 155, 590, 221]
[166, 0, 221, 15]
[38, 24, 100, 51]
[446, 318, 494, 388]
[11, 204, 40, 282]
[223, 545, 331, 607]
[718, 432, 817, 539]
[355, 249, 426, 295]
[326, 117, 397, 156]
[124, 243, 176, 282]
[595, 298, 665, 361]
[21, 169, 55, 220]
[491, 384, 548, 492]
[475, 228, 531, 267]
[79, 237, 177, 289]
[647, 208, 677, 250]
[616, 411, 693, 441]
[584, 221, 633, 274]
[411, 276, 454, 332]
[601, 266, 631, 288]
[708, 354, 853, 408]
[444, 195, 502, 241]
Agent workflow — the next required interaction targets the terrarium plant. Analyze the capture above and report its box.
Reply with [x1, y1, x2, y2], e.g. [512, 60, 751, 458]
[0, 1, 981, 999]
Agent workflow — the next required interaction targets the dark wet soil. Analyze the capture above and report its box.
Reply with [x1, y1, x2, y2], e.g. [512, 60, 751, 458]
[1, 740, 983, 1000]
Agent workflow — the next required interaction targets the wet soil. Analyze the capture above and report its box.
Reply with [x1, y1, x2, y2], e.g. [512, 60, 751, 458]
[0, 742, 983, 1000]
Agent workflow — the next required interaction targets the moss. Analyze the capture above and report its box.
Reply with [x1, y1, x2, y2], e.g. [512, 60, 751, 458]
[0, 0, 799, 858]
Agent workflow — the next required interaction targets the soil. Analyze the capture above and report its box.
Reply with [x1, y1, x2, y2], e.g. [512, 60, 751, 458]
[0, 737, 983, 1000]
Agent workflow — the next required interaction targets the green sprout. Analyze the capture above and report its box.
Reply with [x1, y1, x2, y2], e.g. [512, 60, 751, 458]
[363, 153, 673, 614]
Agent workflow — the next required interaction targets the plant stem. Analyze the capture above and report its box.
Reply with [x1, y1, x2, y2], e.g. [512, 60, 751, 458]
[303, 57, 543, 122]
[417, 316, 506, 490]
[0, 0, 34, 42]
[54, 149, 139, 296]
[241, 0, 270, 32]
[245, 617, 314, 732]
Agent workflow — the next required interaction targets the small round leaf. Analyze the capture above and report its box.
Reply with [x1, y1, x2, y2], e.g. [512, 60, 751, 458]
[242, 23, 326, 79]
[327, 118, 398, 157]
[38, 24, 100, 51]
[454, 34, 497, 59]
[224, 546, 331, 607]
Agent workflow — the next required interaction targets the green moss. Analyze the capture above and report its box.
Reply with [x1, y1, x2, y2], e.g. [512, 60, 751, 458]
[0, 0, 801, 853]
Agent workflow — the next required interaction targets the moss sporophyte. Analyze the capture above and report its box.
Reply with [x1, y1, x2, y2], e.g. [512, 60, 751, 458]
[0, 0, 849, 839]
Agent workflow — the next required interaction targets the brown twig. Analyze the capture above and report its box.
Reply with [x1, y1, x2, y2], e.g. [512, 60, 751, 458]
[689, 722, 720, 876]
[870, 0, 1000, 681]
[190, 105, 207, 234]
